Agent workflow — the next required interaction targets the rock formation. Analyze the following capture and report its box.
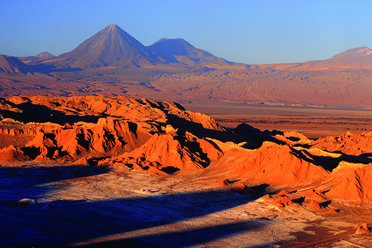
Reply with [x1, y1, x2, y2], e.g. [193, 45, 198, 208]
[1, 95, 372, 203]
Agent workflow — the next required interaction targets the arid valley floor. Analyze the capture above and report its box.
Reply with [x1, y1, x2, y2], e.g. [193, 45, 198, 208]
[0, 96, 372, 247]
[186, 103, 372, 138]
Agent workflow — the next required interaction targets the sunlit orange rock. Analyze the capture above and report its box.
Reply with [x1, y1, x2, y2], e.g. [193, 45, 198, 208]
[25, 119, 151, 161]
[220, 142, 328, 185]
[109, 130, 223, 173]
[324, 162, 372, 202]
[303, 189, 327, 201]
[355, 223, 371, 235]
[0, 145, 26, 162]
[306, 200, 321, 210]
[313, 131, 372, 156]
[277, 190, 290, 196]
[273, 195, 295, 208]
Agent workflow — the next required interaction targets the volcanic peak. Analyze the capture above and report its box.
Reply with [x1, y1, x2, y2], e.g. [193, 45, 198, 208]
[47, 24, 161, 68]
[149, 37, 233, 66]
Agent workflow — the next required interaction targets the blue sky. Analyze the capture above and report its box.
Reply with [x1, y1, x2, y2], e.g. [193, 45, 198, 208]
[1, 0, 372, 64]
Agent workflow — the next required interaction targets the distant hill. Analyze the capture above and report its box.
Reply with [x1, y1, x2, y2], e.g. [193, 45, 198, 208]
[0, 55, 31, 74]
[21, 52, 55, 65]
[284, 47, 372, 71]
[148, 38, 233, 67]
[326, 47, 372, 64]
[36, 52, 55, 60]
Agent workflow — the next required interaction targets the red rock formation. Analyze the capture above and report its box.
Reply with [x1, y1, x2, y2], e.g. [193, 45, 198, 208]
[313, 131, 372, 156]
[324, 162, 372, 202]
[1, 94, 372, 204]
[25, 118, 151, 161]
[355, 223, 371, 234]
[306, 200, 321, 210]
[217, 142, 328, 185]
[303, 189, 327, 202]
[273, 195, 295, 208]
[106, 128, 223, 173]
[277, 190, 290, 196]
[0, 145, 27, 162]
[0, 96, 225, 132]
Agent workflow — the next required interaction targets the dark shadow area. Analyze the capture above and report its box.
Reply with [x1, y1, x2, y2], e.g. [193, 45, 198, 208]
[167, 116, 284, 150]
[362, 153, 372, 157]
[27, 63, 83, 75]
[231, 123, 285, 149]
[20, 146, 41, 160]
[340, 153, 372, 165]
[292, 143, 312, 149]
[250, 183, 269, 193]
[291, 148, 341, 171]
[320, 200, 332, 208]
[0, 165, 110, 202]
[287, 136, 300, 142]
[78, 220, 265, 248]
[0, 98, 100, 125]
[291, 148, 372, 172]
[0, 166, 261, 247]
[160, 166, 180, 174]
[292, 197, 306, 205]
[167, 113, 230, 141]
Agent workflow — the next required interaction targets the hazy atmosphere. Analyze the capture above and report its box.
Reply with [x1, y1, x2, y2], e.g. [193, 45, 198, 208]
[2, 0, 372, 64]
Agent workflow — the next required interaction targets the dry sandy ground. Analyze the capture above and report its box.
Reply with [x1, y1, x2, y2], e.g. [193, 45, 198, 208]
[1, 163, 371, 248]
[185, 103, 372, 138]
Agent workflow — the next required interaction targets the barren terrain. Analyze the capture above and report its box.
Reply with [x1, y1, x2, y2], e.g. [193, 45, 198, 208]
[185, 103, 372, 138]
[0, 95, 372, 247]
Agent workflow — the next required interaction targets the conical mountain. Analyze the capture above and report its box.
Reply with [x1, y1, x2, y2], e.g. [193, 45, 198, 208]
[48, 24, 162, 69]
[148, 38, 233, 66]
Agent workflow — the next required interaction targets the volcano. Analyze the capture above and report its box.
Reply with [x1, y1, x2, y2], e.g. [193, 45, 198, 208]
[46, 24, 163, 69]
[148, 38, 233, 66]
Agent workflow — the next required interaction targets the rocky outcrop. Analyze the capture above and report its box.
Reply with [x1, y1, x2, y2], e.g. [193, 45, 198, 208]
[313, 131, 372, 156]
[1, 95, 372, 204]
[324, 162, 372, 202]
[103, 126, 223, 173]
[216, 142, 328, 185]
[0, 145, 27, 162]
[25, 118, 151, 161]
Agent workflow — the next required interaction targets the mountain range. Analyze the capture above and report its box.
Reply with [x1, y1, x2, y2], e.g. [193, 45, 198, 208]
[19, 24, 233, 70]
[1, 24, 372, 109]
